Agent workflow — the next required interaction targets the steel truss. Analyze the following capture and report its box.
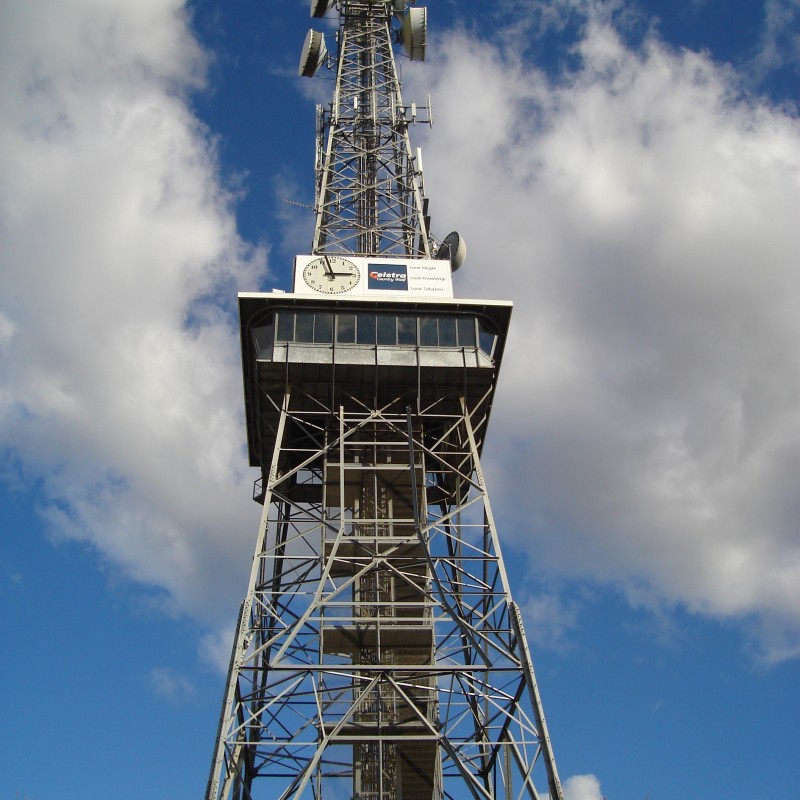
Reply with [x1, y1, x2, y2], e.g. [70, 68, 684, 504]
[312, 2, 433, 257]
[206, 383, 564, 800]
[207, 3, 566, 798]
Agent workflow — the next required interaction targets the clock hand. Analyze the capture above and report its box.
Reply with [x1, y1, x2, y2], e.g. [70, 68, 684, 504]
[322, 255, 335, 278]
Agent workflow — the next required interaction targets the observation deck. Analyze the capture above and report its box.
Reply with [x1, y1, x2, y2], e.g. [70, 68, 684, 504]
[239, 292, 512, 470]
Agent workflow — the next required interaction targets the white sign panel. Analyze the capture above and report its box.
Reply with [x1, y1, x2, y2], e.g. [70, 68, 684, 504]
[293, 255, 453, 298]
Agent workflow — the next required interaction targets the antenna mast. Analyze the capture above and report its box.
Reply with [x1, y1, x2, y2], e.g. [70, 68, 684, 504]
[311, 1, 432, 257]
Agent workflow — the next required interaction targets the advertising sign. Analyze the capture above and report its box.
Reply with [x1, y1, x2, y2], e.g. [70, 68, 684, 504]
[293, 255, 453, 298]
[367, 263, 408, 291]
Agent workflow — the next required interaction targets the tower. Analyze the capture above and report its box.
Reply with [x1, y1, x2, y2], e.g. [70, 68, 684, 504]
[206, 3, 565, 799]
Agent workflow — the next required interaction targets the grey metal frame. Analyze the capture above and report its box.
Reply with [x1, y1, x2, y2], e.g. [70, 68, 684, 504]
[207, 376, 564, 800]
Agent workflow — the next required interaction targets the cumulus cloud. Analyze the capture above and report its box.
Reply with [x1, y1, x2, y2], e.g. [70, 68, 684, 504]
[562, 774, 605, 800]
[4, 0, 799, 669]
[0, 0, 266, 623]
[522, 591, 581, 652]
[417, 5, 800, 660]
[750, 0, 800, 83]
[199, 623, 237, 675]
[148, 666, 197, 703]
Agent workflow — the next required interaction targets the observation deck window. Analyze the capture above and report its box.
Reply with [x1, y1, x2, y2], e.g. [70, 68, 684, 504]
[275, 310, 334, 344]
[358, 313, 377, 344]
[262, 310, 498, 356]
[438, 317, 456, 347]
[397, 315, 416, 345]
[336, 313, 356, 344]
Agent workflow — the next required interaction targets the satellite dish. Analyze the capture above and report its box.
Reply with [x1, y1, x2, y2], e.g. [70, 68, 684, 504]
[299, 29, 327, 77]
[436, 231, 467, 272]
[310, 0, 333, 18]
[403, 7, 427, 62]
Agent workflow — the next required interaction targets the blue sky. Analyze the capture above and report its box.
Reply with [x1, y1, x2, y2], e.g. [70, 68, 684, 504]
[1, 0, 799, 798]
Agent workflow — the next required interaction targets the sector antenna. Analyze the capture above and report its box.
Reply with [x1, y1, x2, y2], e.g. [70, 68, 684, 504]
[206, 4, 566, 799]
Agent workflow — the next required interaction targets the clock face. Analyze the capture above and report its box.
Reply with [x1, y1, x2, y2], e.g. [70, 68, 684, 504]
[302, 256, 361, 294]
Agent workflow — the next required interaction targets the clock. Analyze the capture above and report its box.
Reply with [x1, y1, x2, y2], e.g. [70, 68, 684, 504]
[302, 255, 361, 294]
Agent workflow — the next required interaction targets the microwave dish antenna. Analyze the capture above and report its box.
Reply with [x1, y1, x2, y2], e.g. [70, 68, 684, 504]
[299, 29, 327, 77]
[436, 230, 467, 271]
[310, 0, 333, 18]
[403, 6, 427, 61]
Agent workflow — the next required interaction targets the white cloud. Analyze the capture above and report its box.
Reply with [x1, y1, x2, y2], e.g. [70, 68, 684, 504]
[522, 591, 581, 652]
[750, 0, 800, 83]
[148, 666, 197, 703]
[418, 8, 800, 659]
[199, 623, 236, 675]
[0, 0, 266, 623]
[562, 774, 604, 800]
[4, 0, 799, 669]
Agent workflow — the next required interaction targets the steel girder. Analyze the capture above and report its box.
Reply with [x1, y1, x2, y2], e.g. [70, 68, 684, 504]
[206, 384, 564, 800]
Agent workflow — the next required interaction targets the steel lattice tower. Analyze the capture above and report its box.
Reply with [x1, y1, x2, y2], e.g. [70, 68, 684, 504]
[206, 3, 565, 799]
[310, 1, 432, 257]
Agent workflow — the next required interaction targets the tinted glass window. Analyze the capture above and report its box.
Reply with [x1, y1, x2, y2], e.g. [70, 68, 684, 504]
[377, 315, 396, 345]
[276, 312, 294, 341]
[438, 316, 456, 346]
[357, 313, 376, 344]
[337, 313, 356, 343]
[479, 322, 497, 356]
[252, 318, 274, 353]
[457, 317, 476, 347]
[296, 312, 314, 343]
[419, 316, 437, 346]
[397, 316, 416, 345]
[274, 311, 489, 350]
[315, 313, 333, 343]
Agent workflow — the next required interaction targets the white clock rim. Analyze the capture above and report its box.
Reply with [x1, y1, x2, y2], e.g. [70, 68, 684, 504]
[303, 256, 361, 293]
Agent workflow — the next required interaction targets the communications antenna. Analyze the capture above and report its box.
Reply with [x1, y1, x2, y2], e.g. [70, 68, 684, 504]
[206, 3, 565, 799]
